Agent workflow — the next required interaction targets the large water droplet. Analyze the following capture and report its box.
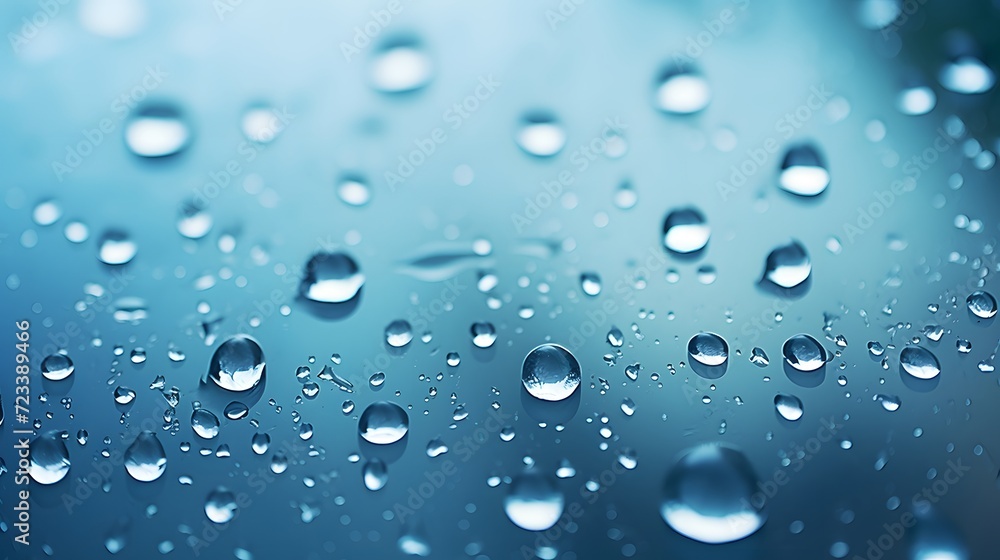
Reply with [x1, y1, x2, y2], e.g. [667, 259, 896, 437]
[471, 322, 497, 348]
[660, 444, 765, 544]
[688, 333, 729, 366]
[504, 470, 565, 531]
[300, 252, 365, 303]
[900, 346, 941, 380]
[358, 401, 409, 444]
[191, 409, 220, 439]
[385, 320, 414, 348]
[41, 353, 74, 381]
[124, 431, 167, 482]
[761, 240, 811, 289]
[939, 56, 995, 94]
[580, 273, 602, 297]
[515, 113, 566, 158]
[774, 394, 804, 421]
[782, 334, 827, 372]
[967, 290, 997, 319]
[778, 144, 830, 196]
[370, 39, 432, 93]
[897, 85, 936, 116]
[124, 104, 190, 158]
[98, 230, 137, 265]
[663, 207, 710, 254]
[521, 343, 582, 402]
[207, 335, 266, 392]
[30, 431, 71, 484]
[654, 67, 711, 115]
[205, 487, 238, 523]
[177, 200, 213, 239]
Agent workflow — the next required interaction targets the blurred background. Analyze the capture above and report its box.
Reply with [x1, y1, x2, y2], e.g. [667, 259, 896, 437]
[1, 0, 999, 558]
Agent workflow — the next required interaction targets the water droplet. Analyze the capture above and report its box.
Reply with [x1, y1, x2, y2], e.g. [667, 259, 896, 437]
[114, 386, 136, 404]
[762, 240, 811, 289]
[521, 343, 582, 402]
[663, 207, 710, 254]
[29, 431, 71, 484]
[33, 200, 61, 226]
[177, 200, 213, 239]
[900, 346, 941, 380]
[41, 354, 74, 381]
[224, 401, 249, 420]
[688, 333, 728, 366]
[876, 394, 901, 412]
[191, 409, 220, 439]
[750, 347, 769, 367]
[426, 437, 449, 458]
[660, 444, 765, 544]
[385, 320, 414, 348]
[897, 85, 936, 116]
[358, 401, 409, 445]
[868, 341, 885, 356]
[363, 458, 389, 491]
[939, 56, 995, 94]
[124, 431, 167, 482]
[504, 470, 565, 531]
[471, 322, 497, 348]
[98, 230, 137, 265]
[774, 394, 804, 421]
[778, 144, 830, 196]
[614, 182, 638, 209]
[782, 334, 827, 372]
[967, 290, 997, 319]
[370, 39, 432, 93]
[515, 113, 566, 157]
[654, 67, 711, 114]
[124, 104, 190, 158]
[369, 371, 386, 388]
[607, 327, 624, 348]
[446, 352, 461, 366]
[300, 252, 365, 303]
[251, 432, 270, 455]
[580, 273, 602, 296]
[241, 104, 285, 143]
[205, 487, 238, 523]
[207, 335, 266, 392]
[336, 175, 372, 207]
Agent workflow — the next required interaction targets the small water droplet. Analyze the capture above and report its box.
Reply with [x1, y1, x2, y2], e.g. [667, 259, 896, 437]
[663, 207, 710, 254]
[515, 113, 566, 157]
[124, 104, 190, 158]
[778, 144, 830, 196]
[41, 354, 74, 381]
[300, 252, 365, 303]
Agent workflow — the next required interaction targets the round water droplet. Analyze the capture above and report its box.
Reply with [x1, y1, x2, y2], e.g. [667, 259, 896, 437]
[300, 252, 365, 303]
[29, 431, 71, 484]
[358, 401, 409, 445]
[774, 394, 804, 421]
[876, 394, 901, 412]
[778, 144, 830, 196]
[897, 85, 936, 116]
[580, 273, 602, 297]
[966, 290, 997, 319]
[207, 335, 266, 392]
[191, 409, 220, 439]
[385, 320, 414, 348]
[614, 182, 638, 209]
[33, 200, 61, 226]
[762, 240, 811, 289]
[521, 343, 582, 402]
[939, 56, 995, 94]
[363, 458, 389, 491]
[241, 104, 285, 143]
[446, 352, 461, 367]
[41, 354, 74, 381]
[504, 470, 565, 531]
[251, 432, 270, 455]
[370, 39, 432, 93]
[515, 113, 566, 158]
[205, 487, 238, 523]
[124, 431, 167, 482]
[114, 386, 136, 404]
[98, 230, 137, 265]
[660, 444, 765, 544]
[471, 322, 497, 348]
[369, 371, 386, 388]
[688, 332, 728, 366]
[900, 346, 940, 380]
[336, 175, 372, 207]
[663, 207, 710, 254]
[654, 67, 711, 115]
[124, 104, 190, 158]
[782, 334, 827, 372]
[177, 201, 213, 239]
